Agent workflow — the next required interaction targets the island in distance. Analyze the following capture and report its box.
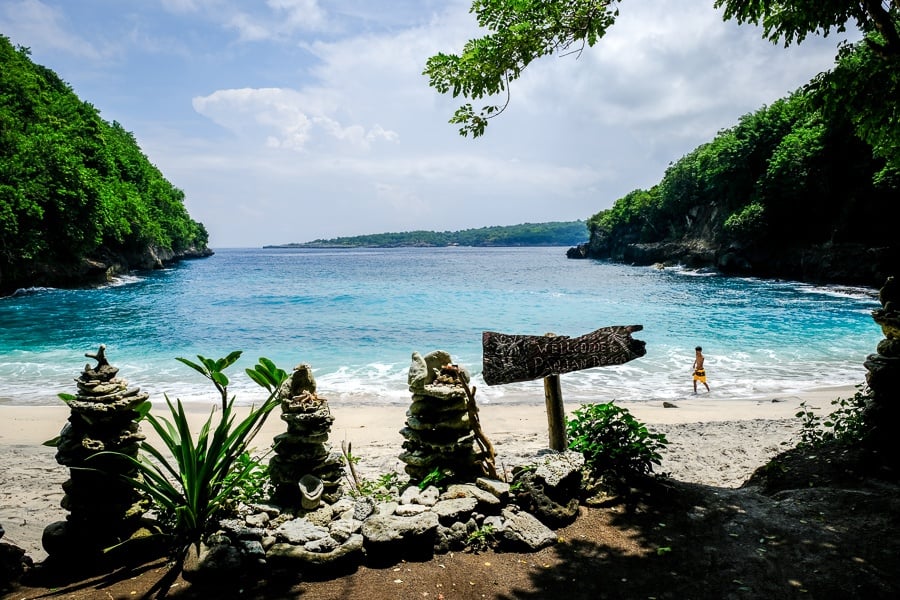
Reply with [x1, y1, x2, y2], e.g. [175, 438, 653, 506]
[264, 221, 588, 249]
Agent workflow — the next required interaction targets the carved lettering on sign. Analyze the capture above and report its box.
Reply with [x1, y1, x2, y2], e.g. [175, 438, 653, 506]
[482, 325, 646, 385]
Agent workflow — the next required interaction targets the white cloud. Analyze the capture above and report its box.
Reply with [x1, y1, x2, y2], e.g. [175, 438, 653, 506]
[0, 0, 108, 59]
[192, 87, 398, 150]
[1, 0, 863, 247]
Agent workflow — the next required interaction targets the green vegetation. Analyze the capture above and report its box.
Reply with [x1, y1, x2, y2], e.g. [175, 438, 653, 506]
[425, 0, 613, 137]
[418, 466, 450, 490]
[427, 0, 899, 152]
[351, 471, 403, 502]
[795, 385, 871, 449]
[586, 80, 896, 252]
[0, 36, 209, 291]
[97, 352, 287, 551]
[567, 402, 668, 483]
[465, 523, 498, 553]
[272, 221, 587, 248]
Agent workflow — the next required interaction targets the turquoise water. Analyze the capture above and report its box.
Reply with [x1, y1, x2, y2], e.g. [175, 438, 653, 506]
[0, 247, 881, 407]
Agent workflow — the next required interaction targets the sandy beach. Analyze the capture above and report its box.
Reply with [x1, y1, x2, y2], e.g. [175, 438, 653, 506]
[0, 385, 855, 563]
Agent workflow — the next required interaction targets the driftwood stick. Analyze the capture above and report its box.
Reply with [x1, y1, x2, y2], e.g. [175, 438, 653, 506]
[341, 439, 361, 490]
[458, 378, 498, 479]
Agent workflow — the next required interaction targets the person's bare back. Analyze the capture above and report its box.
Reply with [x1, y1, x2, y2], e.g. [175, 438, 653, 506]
[692, 346, 709, 393]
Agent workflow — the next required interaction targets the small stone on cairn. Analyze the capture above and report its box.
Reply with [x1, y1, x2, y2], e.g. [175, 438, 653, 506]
[267, 364, 345, 508]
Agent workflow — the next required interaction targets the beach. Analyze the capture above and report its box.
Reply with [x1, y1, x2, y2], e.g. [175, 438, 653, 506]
[0, 385, 854, 563]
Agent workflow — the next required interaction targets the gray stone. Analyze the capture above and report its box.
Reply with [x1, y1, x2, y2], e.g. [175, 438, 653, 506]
[267, 533, 364, 568]
[361, 511, 440, 544]
[533, 451, 585, 488]
[305, 535, 339, 553]
[416, 485, 440, 506]
[329, 518, 362, 543]
[217, 518, 265, 540]
[399, 485, 420, 505]
[274, 518, 329, 545]
[432, 497, 478, 524]
[442, 483, 501, 509]
[353, 497, 375, 520]
[246, 502, 282, 517]
[499, 508, 557, 552]
[476, 477, 510, 501]
[483, 515, 504, 531]
[435, 521, 469, 553]
[239, 539, 266, 558]
[407, 352, 429, 391]
[331, 496, 355, 515]
[183, 542, 243, 582]
[396, 503, 431, 516]
[374, 501, 398, 516]
[422, 350, 453, 380]
[245, 512, 270, 528]
[305, 503, 334, 527]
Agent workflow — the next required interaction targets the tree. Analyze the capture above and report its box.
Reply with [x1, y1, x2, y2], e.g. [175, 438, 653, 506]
[424, 0, 619, 137]
[715, 0, 900, 57]
[426, 0, 900, 143]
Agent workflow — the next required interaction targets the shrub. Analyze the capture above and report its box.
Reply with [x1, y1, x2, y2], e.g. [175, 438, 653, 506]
[566, 402, 668, 482]
[796, 385, 871, 449]
[723, 201, 767, 240]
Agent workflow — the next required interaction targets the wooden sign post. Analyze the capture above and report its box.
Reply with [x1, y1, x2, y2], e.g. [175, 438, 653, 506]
[482, 325, 646, 451]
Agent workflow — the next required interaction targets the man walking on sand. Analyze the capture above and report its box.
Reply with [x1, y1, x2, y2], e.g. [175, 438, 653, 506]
[693, 346, 710, 393]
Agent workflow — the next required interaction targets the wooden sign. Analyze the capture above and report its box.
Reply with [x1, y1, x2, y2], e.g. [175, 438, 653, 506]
[482, 325, 646, 386]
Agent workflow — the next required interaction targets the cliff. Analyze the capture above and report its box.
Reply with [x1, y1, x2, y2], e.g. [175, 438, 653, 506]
[0, 245, 214, 296]
[567, 236, 898, 289]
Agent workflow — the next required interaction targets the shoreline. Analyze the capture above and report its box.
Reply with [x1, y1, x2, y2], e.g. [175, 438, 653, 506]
[0, 385, 854, 562]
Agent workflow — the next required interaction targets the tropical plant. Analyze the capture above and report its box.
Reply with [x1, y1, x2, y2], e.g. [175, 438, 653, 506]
[352, 471, 403, 502]
[221, 449, 274, 508]
[418, 466, 450, 490]
[466, 523, 497, 553]
[95, 352, 287, 551]
[795, 384, 871, 449]
[566, 402, 668, 482]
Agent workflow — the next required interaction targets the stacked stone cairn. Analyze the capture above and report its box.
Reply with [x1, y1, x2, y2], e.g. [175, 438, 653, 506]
[42, 345, 153, 560]
[267, 364, 345, 508]
[865, 276, 900, 457]
[401, 350, 485, 483]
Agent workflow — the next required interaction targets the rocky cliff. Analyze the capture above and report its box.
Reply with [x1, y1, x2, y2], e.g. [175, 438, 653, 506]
[567, 199, 898, 288]
[0, 245, 213, 297]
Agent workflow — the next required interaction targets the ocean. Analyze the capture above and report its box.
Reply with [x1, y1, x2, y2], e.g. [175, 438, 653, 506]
[0, 247, 881, 408]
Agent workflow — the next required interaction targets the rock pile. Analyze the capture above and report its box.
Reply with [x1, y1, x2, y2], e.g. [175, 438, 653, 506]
[42, 345, 153, 560]
[267, 364, 345, 508]
[184, 451, 584, 584]
[866, 276, 900, 453]
[400, 351, 485, 482]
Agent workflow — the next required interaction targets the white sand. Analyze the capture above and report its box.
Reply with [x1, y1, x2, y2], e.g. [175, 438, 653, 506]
[0, 385, 853, 562]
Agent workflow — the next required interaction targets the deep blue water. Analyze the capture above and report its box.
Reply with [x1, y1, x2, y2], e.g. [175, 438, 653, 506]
[0, 247, 880, 407]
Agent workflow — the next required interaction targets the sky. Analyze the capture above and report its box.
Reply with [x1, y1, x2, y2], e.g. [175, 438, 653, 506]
[1, 0, 860, 248]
